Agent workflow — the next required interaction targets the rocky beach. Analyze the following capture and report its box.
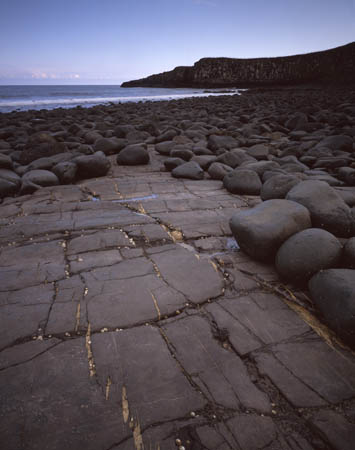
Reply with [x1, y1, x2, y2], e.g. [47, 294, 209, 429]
[1, 86, 355, 449]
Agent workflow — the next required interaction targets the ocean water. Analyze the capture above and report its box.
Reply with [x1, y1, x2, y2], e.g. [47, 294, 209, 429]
[0, 85, 240, 113]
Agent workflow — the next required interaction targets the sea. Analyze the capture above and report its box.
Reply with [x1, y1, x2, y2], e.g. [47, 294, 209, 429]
[0, 85, 241, 113]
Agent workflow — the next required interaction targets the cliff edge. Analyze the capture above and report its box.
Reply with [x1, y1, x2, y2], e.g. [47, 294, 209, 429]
[121, 42, 355, 88]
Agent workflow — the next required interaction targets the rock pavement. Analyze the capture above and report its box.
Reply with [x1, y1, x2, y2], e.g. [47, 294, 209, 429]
[0, 89, 355, 449]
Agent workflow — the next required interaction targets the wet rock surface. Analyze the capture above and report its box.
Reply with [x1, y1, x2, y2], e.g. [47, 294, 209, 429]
[1, 88, 355, 449]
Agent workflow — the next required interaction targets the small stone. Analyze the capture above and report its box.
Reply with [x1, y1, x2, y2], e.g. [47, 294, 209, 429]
[190, 411, 196, 417]
[175, 439, 182, 446]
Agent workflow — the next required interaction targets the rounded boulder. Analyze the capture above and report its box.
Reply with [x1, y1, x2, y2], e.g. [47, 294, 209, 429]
[223, 169, 261, 195]
[309, 269, 355, 347]
[275, 228, 343, 283]
[116, 144, 149, 166]
[229, 199, 311, 262]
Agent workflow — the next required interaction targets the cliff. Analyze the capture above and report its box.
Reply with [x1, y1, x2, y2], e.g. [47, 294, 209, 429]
[121, 42, 355, 88]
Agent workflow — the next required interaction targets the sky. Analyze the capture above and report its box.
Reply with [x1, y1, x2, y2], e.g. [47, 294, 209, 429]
[0, 0, 354, 85]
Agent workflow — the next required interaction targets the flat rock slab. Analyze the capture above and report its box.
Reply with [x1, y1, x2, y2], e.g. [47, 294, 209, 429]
[1, 141, 355, 449]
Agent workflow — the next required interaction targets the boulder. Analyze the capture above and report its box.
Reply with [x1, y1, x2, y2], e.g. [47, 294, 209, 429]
[317, 135, 353, 152]
[286, 180, 353, 237]
[241, 160, 280, 176]
[309, 269, 355, 347]
[223, 169, 262, 195]
[216, 149, 255, 168]
[20, 132, 68, 165]
[156, 129, 178, 143]
[208, 162, 233, 180]
[93, 137, 126, 155]
[116, 144, 149, 165]
[246, 144, 270, 160]
[0, 169, 21, 198]
[275, 228, 342, 283]
[208, 135, 239, 152]
[75, 151, 110, 179]
[229, 199, 311, 262]
[191, 155, 216, 170]
[21, 169, 59, 194]
[0, 154, 12, 169]
[170, 148, 194, 161]
[52, 162, 78, 184]
[171, 161, 204, 180]
[155, 141, 176, 155]
[343, 238, 355, 269]
[163, 157, 185, 171]
[260, 174, 301, 200]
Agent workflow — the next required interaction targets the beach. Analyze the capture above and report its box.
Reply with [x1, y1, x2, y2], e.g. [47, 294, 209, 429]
[1, 87, 355, 449]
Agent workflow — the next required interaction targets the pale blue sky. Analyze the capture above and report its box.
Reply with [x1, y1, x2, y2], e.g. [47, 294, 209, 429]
[1, 0, 354, 84]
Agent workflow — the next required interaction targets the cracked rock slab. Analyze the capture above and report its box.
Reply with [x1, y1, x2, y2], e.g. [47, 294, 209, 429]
[162, 314, 271, 413]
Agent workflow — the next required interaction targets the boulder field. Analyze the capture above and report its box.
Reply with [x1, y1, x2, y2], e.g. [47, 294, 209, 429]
[0, 86, 355, 347]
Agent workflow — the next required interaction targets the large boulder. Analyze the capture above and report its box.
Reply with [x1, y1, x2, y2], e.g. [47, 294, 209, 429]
[223, 169, 261, 195]
[163, 157, 185, 171]
[241, 160, 280, 176]
[52, 161, 78, 184]
[155, 141, 176, 155]
[0, 169, 21, 198]
[93, 137, 126, 155]
[316, 135, 353, 152]
[116, 144, 149, 165]
[286, 180, 353, 237]
[21, 169, 59, 194]
[208, 135, 239, 152]
[343, 238, 355, 269]
[260, 174, 301, 200]
[246, 144, 270, 160]
[275, 228, 343, 283]
[208, 162, 233, 180]
[75, 151, 110, 179]
[229, 199, 311, 262]
[171, 161, 204, 180]
[20, 132, 68, 165]
[309, 269, 355, 347]
[0, 153, 12, 169]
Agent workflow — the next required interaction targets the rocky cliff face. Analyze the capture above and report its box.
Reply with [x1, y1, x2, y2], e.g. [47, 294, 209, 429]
[121, 42, 355, 88]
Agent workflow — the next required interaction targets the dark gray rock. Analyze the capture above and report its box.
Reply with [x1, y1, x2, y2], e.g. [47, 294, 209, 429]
[191, 155, 216, 170]
[93, 137, 125, 155]
[116, 144, 149, 165]
[163, 157, 185, 171]
[208, 162, 233, 180]
[334, 187, 355, 207]
[223, 169, 262, 195]
[52, 162, 78, 184]
[0, 154, 12, 169]
[246, 144, 270, 160]
[216, 149, 256, 168]
[75, 151, 110, 179]
[113, 124, 135, 138]
[338, 167, 355, 186]
[260, 174, 301, 200]
[155, 129, 178, 143]
[317, 135, 353, 152]
[275, 228, 343, 283]
[229, 199, 311, 262]
[155, 141, 176, 155]
[76, 144, 95, 155]
[170, 148, 193, 161]
[343, 238, 355, 269]
[309, 269, 355, 347]
[171, 161, 204, 180]
[286, 180, 353, 237]
[0, 169, 21, 198]
[208, 135, 239, 152]
[20, 132, 68, 165]
[20, 169, 59, 194]
[241, 160, 280, 176]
